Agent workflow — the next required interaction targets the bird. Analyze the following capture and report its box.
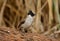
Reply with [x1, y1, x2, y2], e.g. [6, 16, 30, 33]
[19, 10, 35, 33]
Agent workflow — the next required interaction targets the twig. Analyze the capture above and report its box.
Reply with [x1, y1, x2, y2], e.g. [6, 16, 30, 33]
[0, 0, 7, 26]
[40, 1, 48, 11]
[43, 24, 59, 35]
[6, 4, 20, 15]
[4, 18, 11, 27]
[54, 30, 60, 34]
[53, 0, 60, 23]
[4, 18, 15, 28]
[16, 0, 21, 11]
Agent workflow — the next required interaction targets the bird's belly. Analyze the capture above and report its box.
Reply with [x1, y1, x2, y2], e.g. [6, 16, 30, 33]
[21, 20, 33, 28]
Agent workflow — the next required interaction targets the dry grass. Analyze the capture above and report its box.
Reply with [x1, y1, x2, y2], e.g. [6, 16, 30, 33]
[0, 26, 59, 41]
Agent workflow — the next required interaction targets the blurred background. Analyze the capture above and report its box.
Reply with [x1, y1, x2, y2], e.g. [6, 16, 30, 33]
[0, 0, 60, 41]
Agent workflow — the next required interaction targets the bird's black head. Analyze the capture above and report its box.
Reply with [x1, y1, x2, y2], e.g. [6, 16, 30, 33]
[28, 10, 35, 17]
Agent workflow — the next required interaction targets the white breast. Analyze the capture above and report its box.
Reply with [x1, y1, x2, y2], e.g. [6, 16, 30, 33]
[21, 15, 33, 28]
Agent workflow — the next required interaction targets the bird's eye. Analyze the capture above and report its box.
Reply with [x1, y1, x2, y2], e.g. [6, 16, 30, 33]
[28, 10, 35, 17]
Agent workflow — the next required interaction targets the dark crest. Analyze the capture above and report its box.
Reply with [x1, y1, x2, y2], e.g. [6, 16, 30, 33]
[28, 10, 35, 17]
